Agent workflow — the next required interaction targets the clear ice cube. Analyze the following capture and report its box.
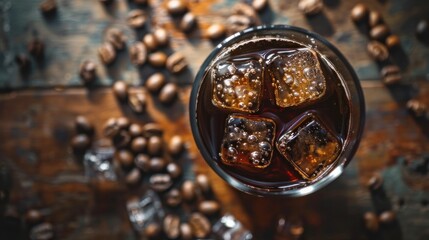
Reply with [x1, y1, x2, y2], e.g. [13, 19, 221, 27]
[213, 214, 253, 240]
[211, 56, 263, 113]
[276, 112, 341, 180]
[220, 114, 275, 169]
[83, 147, 116, 181]
[126, 190, 165, 233]
[267, 48, 326, 108]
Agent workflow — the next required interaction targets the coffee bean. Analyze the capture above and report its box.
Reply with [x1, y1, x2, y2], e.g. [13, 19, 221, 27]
[363, 212, 379, 232]
[168, 135, 184, 156]
[367, 173, 383, 190]
[145, 223, 162, 239]
[416, 20, 429, 42]
[181, 180, 196, 201]
[103, 118, 120, 137]
[75, 115, 94, 134]
[252, 0, 268, 11]
[381, 65, 401, 85]
[135, 154, 150, 171]
[406, 99, 427, 117]
[166, 52, 187, 74]
[27, 38, 44, 59]
[195, 174, 211, 194]
[148, 136, 163, 156]
[165, 188, 182, 207]
[113, 130, 131, 148]
[227, 15, 252, 34]
[128, 91, 147, 114]
[71, 134, 91, 152]
[125, 168, 141, 186]
[189, 212, 211, 238]
[29, 222, 54, 240]
[180, 12, 197, 32]
[146, 73, 166, 93]
[166, 162, 182, 179]
[385, 34, 400, 48]
[113, 81, 129, 101]
[15, 54, 31, 73]
[106, 28, 126, 50]
[25, 209, 43, 225]
[198, 200, 220, 215]
[167, 0, 188, 15]
[154, 28, 169, 46]
[142, 123, 163, 139]
[367, 41, 389, 61]
[350, 3, 368, 23]
[127, 10, 146, 29]
[379, 210, 396, 224]
[207, 23, 226, 40]
[233, 3, 260, 25]
[150, 157, 167, 172]
[98, 42, 116, 65]
[131, 137, 147, 153]
[369, 11, 383, 28]
[370, 24, 390, 41]
[143, 33, 158, 51]
[148, 51, 168, 67]
[117, 117, 130, 129]
[129, 42, 147, 66]
[159, 83, 178, 105]
[39, 0, 57, 15]
[129, 123, 143, 137]
[79, 60, 97, 84]
[163, 214, 180, 239]
[150, 174, 173, 192]
[298, 0, 323, 16]
[180, 223, 193, 240]
[116, 150, 134, 167]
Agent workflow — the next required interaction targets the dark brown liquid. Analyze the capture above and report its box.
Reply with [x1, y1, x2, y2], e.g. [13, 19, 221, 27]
[195, 38, 350, 188]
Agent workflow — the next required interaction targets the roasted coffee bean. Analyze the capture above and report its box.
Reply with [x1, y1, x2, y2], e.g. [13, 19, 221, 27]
[298, 0, 323, 16]
[113, 81, 129, 101]
[113, 130, 131, 148]
[227, 15, 252, 34]
[166, 52, 187, 74]
[148, 51, 168, 67]
[79, 60, 97, 84]
[135, 154, 150, 171]
[367, 41, 389, 61]
[150, 174, 173, 192]
[25, 209, 43, 225]
[98, 42, 116, 65]
[166, 163, 182, 179]
[406, 99, 427, 117]
[381, 65, 401, 85]
[252, 0, 268, 11]
[103, 118, 119, 137]
[379, 210, 396, 224]
[168, 135, 184, 156]
[116, 117, 130, 129]
[39, 0, 57, 15]
[233, 3, 260, 25]
[350, 3, 368, 23]
[106, 28, 126, 50]
[71, 134, 91, 152]
[416, 20, 429, 42]
[367, 173, 383, 190]
[189, 212, 211, 238]
[129, 92, 147, 114]
[143, 33, 158, 51]
[125, 168, 141, 186]
[27, 38, 44, 59]
[129, 123, 143, 137]
[127, 10, 146, 29]
[129, 42, 147, 66]
[145, 222, 162, 239]
[369, 11, 383, 28]
[154, 28, 169, 46]
[150, 157, 167, 172]
[164, 214, 180, 239]
[159, 83, 178, 105]
[146, 73, 166, 93]
[29, 222, 54, 240]
[181, 180, 196, 201]
[116, 149, 134, 167]
[15, 54, 31, 73]
[75, 115, 94, 134]
[148, 136, 163, 156]
[196, 174, 211, 194]
[207, 23, 226, 40]
[165, 188, 182, 207]
[143, 123, 164, 137]
[166, 0, 188, 15]
[370, 24, 390, 41]
[198, 200, 220, 215]
[363, 212, 379, 232]
[385, 35, 401, 48]
[180, 12, 197, 32]
[180, 223, 193, 240]
[131, 137, 147, 153]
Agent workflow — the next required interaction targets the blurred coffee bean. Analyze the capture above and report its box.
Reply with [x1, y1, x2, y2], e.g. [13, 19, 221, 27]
[75, 115, 94, 134]
[150, 157, 167, 172]
[131, 137, 147, 153]
[166, 52, 187, 74]
[416, 20, 429, 42]
[369, 11, 383, 28]
[189, 212, 211, 238]
[370, 24, 390, 41]
[159, 83, 178, 105]
[154, 28, 169, 46]
[25, 209, 43, 225]
[143, 123, 164, 138]
[165, 188, 182, 207]
[252, 0, 268, 11]
[363, 212, 378, 231]
[27, 38, 44, 59]
[150, 174, 173, 192]
[145, 222, 162, 239]
[103, 118, 119, 137]
[406, 99, 427, 117]
[181, 180, 196, 201]
[79, 60, 97, 84]
[129, 91, 147, 114]
[164, 214, 180, 239]
[168, 135, 184, 156]
[198, 200, 220, 215]
[167, 0, 187, 15]
[385, 34, 401, 48]
[125, 168, 141, 186]
[180, 223, 193, 240]
[367, 41, 389, 61]
[29, 222, 54, 240]
[196, 174, 211, 194]
[15, 54, 31, 73]
[146, 73, 166, 93]
[71, 134, 91, 152]
[129, 123, 143, 137]
[127, 10, 146, 29]
[148, 52, 168, 67]
[367, 173, 383, 190]
[116, 117, 130, 129]
[233, 2, 260, 25]
[135, 154, 150, 171]
[207, 23, 226, 40]
[39, 0, 57, 15]
[106, 28, 126, 50]
[129, 42, 147, 66]
[116, 150, 134, 167]
[180, 12, 197, 32]
[98, 42, 116, 65]
[166, 163, 182, 179]
[227, 15, 252, 34]
[350, 3, 368, 23]
[143, 33, 158, 51]
[148, 136, 163, 156]
[298, 0, 323, 16]
[379, 210, 396, 224]
[113, 81, 129, 101]
[381, 65, 401, 85]
[113, 130, 131, 148]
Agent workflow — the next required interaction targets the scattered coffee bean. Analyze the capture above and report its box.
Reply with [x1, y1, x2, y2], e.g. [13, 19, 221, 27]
[189, 212, 211, 238]
[363, 212, 379, 232]
[207, 23, 226, 40]
[367, 173, 383, 190]
[103, 118, 120, 137]
[29, 222, 54, 240]
[79, 60, 97, 84]
[71, 134, 91, 152]
[154, 28, 169, 46]
[39, 0, 57, 15]
[379, 210, 396, 224]
[196, 174, 211, 194]
[143, 33, 158, 51]
[181, 180, 196, 201]
[125, 168, 141, 186]
[298, 0, 323, 16]
[350, 3, 368, 23]
[131, 137, 147, 153]
[129, 42, 147, 66]
[15, 54, 31, 73]
[159, 83, 179, 105]
[370, 24, 390, 41]
[252, 0, 268, 11]
[150, 157, 167, 172]
[227, 15, 252, 34]
[117, 117, 130, 129]
[381, 65, 401, 85]
[116, 149, 134, 167]
[164, 214, 181, 239]
[127, 10, 146, 29]
[416, 20, 429, 42]
[180, 223, 193, 240]
[135, 153, 151, 171]
[369, 11, 383, 28]
[166, 162, 182, 179]
[27, 38, 44, 59]
[148, 136, 163, 156]
[180, 12, 197, 32]
[168, 135, 184, 156]
[385, 34, 401, 48]
[25, 209, 43, 225]
[106, 28, 126, 51]
[113, 81, 129, 101]
[166, 0, 188, 15]
[146, 73, 166, 93]
[198, 200, 220, 215]
[233, 3, 260, 25]
[166, 52, 187, 74]
[142, 123, 164, 137]
[98, 42, 116, 65]
[113, 130, 131, 148]
[367, 41, 389, 61]
[406, 99, 427, 117]
[165, 188, 182, 207]
[129, 123, 143, 137]
[75, 115, 94, 134]
[148, 51, 168, 67]
[145, 222, 162, 239]
[129, 91, 147, 114]
[150, 174, 173, 192]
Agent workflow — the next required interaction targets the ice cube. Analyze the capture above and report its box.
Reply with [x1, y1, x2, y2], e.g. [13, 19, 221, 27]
[276, 112, 341, 180]
[126, 190, 165, 233]
[220, 114, 275, 169]
[267, 48, 326, 108]
[212, 56, 263, 113]
[83, 147, 116, 181]
[213, 214, 253, 240]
